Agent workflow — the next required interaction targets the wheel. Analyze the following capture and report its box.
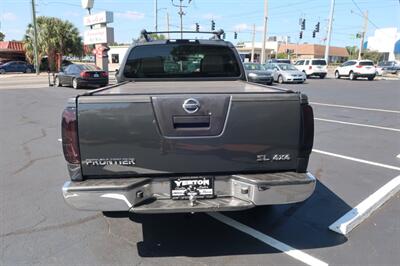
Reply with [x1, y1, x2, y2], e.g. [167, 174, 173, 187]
[335, 71, 341, 79]
[267, 80, 273, 85]
[278, 75, 284, 84]
[54, 77, 62, 87]
[0, 69, 5, 74]
[320, 74, 326, 79]
[368, 75, 375, 81]
[349, 71, 356, 80]
[72, 78, 80, 89]
[25, 68, 32, 73]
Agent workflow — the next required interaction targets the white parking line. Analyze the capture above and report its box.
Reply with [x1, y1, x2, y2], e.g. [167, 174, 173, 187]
[310, 102, 400, 114]
[312, 149, 400, 171]
[314, 118, 400, 132]
[329, 175, 400, 235]
[208, 212, 328, 266]
[313, 149, 400, 235]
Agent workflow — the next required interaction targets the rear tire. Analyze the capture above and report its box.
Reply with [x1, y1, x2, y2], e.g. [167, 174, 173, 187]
[335, 71, 341, 79]
[320, 74, 326, 79]
[368, 75, 375, 81]
[278, 75, 284, 84]
[267, 80, 273, 85]
[349, 71, 356, 80]
[0, 69, 5, 74]
[72, 78, 79, 89]
[25, 68, 32, 73]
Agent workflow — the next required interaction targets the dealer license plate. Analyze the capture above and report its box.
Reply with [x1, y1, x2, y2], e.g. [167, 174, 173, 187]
[170, 176, 214, 200]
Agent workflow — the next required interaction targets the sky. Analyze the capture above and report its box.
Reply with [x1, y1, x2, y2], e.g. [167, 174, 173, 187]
[0, 0, 399, 47]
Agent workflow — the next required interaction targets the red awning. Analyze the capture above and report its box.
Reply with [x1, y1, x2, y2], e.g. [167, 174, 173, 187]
[0, 41, 24, 51]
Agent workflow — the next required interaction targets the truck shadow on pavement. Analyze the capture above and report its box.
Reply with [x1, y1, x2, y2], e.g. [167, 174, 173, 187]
[104, 180, 349, 257]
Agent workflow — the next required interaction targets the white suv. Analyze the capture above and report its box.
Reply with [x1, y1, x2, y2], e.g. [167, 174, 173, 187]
[334, 60, 376, 80]
[294, 59, 327, 78]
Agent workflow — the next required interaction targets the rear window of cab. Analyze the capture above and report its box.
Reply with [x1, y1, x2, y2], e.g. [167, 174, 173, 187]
[312, 60, 327, 65]
[359, 61, 374, 66]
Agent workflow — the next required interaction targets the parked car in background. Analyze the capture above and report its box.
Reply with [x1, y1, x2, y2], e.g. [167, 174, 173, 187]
[335, 60, 376, 80]
[243, 63, 273, 85]
[265, 63, 306, 84]
[55, 64, 108, 89]
[376, 61, 400, 75]
[294, 58, 327, 78]
[0, 61, 35, 74]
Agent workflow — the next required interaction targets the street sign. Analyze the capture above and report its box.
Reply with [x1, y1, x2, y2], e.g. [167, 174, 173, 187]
[81, 0, 94, 9]
[84, 27, 114, 45]
[83, 11, 113, 26]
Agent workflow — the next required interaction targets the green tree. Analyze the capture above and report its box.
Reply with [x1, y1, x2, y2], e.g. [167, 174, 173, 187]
[23, 16, 83, 71]
[0, 32, 5, 41]
[362, 50, 382, 63]
[277, 53, 289, 59]
[346, 46, 359, 60]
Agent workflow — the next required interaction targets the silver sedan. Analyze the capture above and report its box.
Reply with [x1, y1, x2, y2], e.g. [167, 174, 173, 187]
[265, 63, 306, 84]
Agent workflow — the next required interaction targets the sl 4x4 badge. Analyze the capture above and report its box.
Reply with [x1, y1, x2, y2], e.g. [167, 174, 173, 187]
[257, 154, 291, 162]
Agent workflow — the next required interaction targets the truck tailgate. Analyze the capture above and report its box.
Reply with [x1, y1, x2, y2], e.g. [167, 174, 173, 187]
[77, 87, 303, 177]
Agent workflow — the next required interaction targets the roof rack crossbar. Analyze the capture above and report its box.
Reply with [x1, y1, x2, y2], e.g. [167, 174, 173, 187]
[140, 29, 225, 41]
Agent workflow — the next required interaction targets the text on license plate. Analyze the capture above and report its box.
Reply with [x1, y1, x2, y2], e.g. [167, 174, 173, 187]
[170, 176, 214, 200]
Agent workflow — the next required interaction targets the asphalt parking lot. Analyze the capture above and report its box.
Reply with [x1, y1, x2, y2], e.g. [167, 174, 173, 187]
[1, 75, 399, 265]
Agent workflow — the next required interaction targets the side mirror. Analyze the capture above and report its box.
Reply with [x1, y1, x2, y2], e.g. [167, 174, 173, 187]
[115, 68, 119, 75]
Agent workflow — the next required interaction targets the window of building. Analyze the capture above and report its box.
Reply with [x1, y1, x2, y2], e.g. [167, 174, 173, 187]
[111, 54, 119, 64]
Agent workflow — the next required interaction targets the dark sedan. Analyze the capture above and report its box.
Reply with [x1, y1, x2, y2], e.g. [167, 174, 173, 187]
[0, 61, 35, 74]
[55, 64, 108, 89]
[243, 63, 273, 85]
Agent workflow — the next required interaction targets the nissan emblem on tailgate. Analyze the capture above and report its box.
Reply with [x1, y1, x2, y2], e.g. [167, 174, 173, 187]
[182, 98, 200, 114]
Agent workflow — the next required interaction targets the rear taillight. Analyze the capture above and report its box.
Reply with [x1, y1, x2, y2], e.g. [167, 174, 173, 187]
[101, 71, 108, 78]
[309, 65, 312, 70]
[297, 103, 314, 172]
[80, 71, 90, 78]
[300, 104, 314, 155]
[61, 108, 80, 164]
[356, 65, 363, 68]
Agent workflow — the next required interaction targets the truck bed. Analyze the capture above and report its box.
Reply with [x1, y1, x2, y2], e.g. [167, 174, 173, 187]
[93, 80, 289, 95]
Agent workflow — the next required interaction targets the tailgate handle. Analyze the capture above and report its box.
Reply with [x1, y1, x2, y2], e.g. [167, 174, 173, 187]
[173, 116, 210, 129]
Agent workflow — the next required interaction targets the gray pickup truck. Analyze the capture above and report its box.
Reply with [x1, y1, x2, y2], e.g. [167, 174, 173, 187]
[62, 31, 315, 214]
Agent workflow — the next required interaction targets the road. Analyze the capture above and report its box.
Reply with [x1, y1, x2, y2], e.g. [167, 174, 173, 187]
[1, 76, 399, 265]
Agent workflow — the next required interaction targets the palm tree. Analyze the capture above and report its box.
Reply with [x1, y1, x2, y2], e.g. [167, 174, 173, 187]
[23, 16, 83, 71]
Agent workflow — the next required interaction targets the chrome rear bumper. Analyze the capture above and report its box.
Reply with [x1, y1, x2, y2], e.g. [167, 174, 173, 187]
[62, 172, 316, 213]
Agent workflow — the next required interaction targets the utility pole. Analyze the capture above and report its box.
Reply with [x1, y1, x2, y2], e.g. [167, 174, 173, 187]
[166, 12, 170, 39]
[31, 0, 39, 75]
[171, 0, 192, 39]
[324, 0, 335, 63]
[251, 24, 256, 63]
[260, 0, 268, 64]
[358, 10, 368, 60]
[154, 0, 158, 31]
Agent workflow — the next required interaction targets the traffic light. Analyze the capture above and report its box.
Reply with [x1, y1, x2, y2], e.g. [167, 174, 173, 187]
[301, 19, 306, 30]
[312, 31, 316, 38]
[195, 23, 199, 32]
[234, 32, 238, 39]
[299, 31, 303, 39]
[315, 22, 320, 33]
[211, 20, 215, 30]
